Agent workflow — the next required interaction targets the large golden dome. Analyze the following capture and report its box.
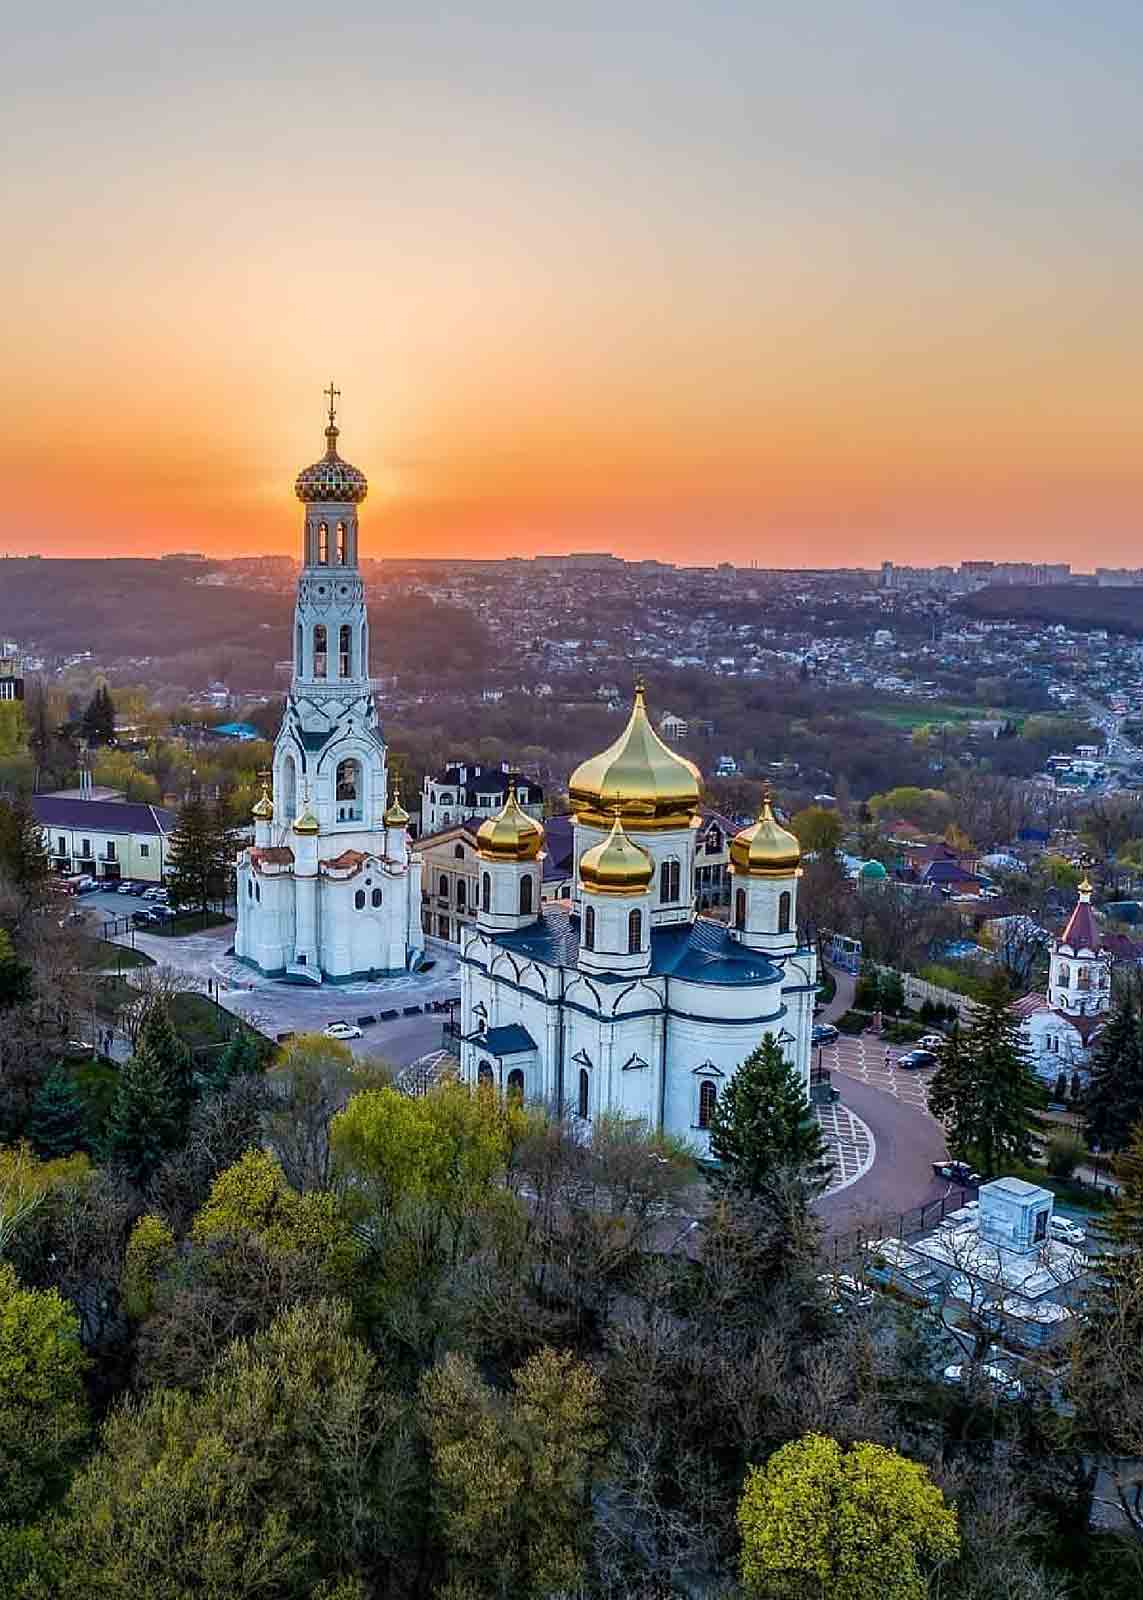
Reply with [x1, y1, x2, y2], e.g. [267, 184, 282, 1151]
[730, 790, 801, 877]
[476, 781, 544, 862]
[569, 682, 701, 831]
[579, 811, 654, 896]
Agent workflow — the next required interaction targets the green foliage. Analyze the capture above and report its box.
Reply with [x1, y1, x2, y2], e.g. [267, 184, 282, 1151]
[867, 786, 953, 833]
[166, 793, 235, 916]
[27, 1068, 86, 1159]
[191, 1149, 358, 1284]
[103, 1043, 186, 1185]
[1086, 991, 1143, 1153]
[0, 1261, 89, 1521]
[204, 1028, 264, 1093]
[0, 929, 33, 1011]
[928, 974, 1044, 1177]
[835, 1008, 873, 1035]
[420, 1347, 604, 1600]
[0, 1143, 91, 1257]
[790, 805, 843, 856]
[90, 748, 161, 805]
[122, 1214, 176, 1319]
[1045, 1132, 1084, 1181]
[0, 798, 50, 911]
[737, 1433, 958, 1600]
[879, 968, 905, 1014]
[708, 1035, 830, 1196]
[81, 683, 116, 746]
[854, 962, 881, 1012]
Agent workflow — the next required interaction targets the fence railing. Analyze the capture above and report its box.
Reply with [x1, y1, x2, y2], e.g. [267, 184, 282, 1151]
[822, 1186, 973, 1268]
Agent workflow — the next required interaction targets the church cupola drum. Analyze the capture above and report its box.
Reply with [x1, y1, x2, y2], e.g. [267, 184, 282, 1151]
[233, 389, 424, 983]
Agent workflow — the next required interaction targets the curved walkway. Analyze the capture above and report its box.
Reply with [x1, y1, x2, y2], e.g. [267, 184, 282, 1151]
[817, 1072, 948, 1233]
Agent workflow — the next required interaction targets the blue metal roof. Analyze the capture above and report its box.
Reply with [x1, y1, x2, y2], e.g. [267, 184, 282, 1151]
[466, 1023, 538, 1056]
[492, 910, 781, 989]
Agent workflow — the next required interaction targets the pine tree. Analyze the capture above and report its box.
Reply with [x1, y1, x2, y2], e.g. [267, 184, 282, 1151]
[103, 1044, 183, 1185]
[81, 683, 116, 746]
[28, 1066, 86, 1158]
[136, 1003, 194, 1126]
[928, 972, 1043, 1176]
[203, 1029, 262, 1095]
[708, 1035, 831, 1197]
[166, 793, 231, 916]
[1085, 992, 1143, 1153]
[0, 797, 50, 906]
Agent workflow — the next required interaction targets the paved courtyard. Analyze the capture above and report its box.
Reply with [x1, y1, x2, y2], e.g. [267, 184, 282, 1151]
[817, 1101, 875, 1193]
[814, 1033, 936, 1115]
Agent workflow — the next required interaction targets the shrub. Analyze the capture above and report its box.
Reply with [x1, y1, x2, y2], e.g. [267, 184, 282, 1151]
[1046, 1132, 1085, 1181]
[836, 1009, 873, 1035]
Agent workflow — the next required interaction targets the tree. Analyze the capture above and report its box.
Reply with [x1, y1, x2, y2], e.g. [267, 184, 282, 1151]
[0, 1261, 89, 1521]
[27, 1066, 85, 1158]
[165, 792, 232, 916]
[0, 929, 33, 1011]
[0, 797, 50, 916]
[103, 1043, 186, 1185]
[81, 683, 116, 747]
[708, 1036, 830, 1196]
[928, 974, 1043, 1176]
[1086, 991, 1143, 1153]
[264, 1033, 357, 1192]
[791, 805, 843, 856]
[737, 1433, 958, 1600]
[420, 1346, 604, 1599]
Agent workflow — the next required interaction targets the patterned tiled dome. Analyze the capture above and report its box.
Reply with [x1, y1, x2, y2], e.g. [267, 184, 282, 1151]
[295, 422, 368, 504]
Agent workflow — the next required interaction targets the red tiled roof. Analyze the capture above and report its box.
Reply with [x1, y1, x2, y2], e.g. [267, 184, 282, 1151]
[1011, 992, 1050, 1019]
[251, 846, 294, 867]
[1059, 898, 1100, 952]
[321, 849, 368, 872]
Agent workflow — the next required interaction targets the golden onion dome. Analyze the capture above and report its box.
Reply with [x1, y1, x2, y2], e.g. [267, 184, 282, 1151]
[476, 781, 544, 862]
[730, 790, 801, 877]
[295, 388, 368, 504]
[251, 783, 273, 821]
[568, 681, 701, 831]
[383, 778, 410, 828]
[579, 810, 654, 896]
[292, 805, 320, 836]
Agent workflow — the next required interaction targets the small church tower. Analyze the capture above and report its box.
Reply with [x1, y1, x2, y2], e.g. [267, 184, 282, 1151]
[727, 789, 802, 958]
[475, 781, 545, 935]
[1049, 878, 1111, 1019]
[577, 810, 654, 978]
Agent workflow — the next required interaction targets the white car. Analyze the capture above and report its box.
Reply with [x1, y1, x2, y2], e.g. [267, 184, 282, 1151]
[1049, 1215, 1086, 1247]
[918, 1034, 946, 1051]
[943, 1362, 1025, 1401]
[323, 1021, 363, 1041]
[143, 886, 169, 902]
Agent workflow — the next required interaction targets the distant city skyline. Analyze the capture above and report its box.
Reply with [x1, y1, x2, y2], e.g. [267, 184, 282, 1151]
[5, 3, 1143, 566]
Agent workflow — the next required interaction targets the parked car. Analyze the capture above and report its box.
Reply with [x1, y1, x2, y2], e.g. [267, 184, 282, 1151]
[74, 877, 99, 894]
[132, 909, 161, 927]
[933, 1159, 982, 1186]
[918, 1033, 946, 1050]
[897, 1048, 937, 1070]
[1048, 1215, 1086, 1247]
[817, 1272, 874, 1311]
[942, 1362, 1025, 1401]
[811, 1023, 839, 1046]
[143, 886, 169, 902]
[116, 881, 138, 895]
[323, 1021, 363, 1041]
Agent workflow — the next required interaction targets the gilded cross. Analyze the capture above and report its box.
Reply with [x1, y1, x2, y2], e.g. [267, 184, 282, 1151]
[324, 381, 340, 425]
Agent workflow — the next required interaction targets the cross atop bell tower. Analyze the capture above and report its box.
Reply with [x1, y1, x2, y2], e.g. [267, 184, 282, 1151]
[324, 381, 340, 427]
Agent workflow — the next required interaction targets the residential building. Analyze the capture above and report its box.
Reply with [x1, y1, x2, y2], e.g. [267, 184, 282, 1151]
[35, 795, 175, 882]
[420, 765, 543, 837]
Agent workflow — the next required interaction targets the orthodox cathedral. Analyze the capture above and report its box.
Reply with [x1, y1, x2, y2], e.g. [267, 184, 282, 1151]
[1014, 878, 1111, 1080]
[234, 392, 424, 982]
[458, 687, 816, 1149]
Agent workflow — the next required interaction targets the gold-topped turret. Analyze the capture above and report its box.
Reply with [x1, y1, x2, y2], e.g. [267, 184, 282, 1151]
[568, 679, 701, 831]
[292, 781, 320, 835]
[579, 809, 654, 896]
[252, 781, 273, 821]
[383, 776, 410, 828]
[476, 779, 544, 862]
[729, 788, 801, 877]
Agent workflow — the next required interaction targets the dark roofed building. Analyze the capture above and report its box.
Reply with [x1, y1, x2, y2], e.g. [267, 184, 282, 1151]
[33, 795, 176, 883]
[420, 762, 543, 836]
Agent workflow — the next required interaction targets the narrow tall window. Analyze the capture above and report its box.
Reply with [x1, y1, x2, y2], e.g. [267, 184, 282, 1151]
[628, 908, 642, 954]
[578, 1067, 589, 1119]
[660, 858, 680, 902]
[507, 1068, 524, 1102]
[336, 521, 347, 565]
[735, 888, 746, 929]
[520, 874, 533, 916]
[778, 890, 791, 934]
[339, 624, 352, 678]
[482, 872, 491, 912]
[313, 625, 327, 678]
[583, 905, 595, 951]
[698, 1079, 717, 1130]
[296, 622, 303, 670]
[456, 879, 466, 909]
[478, 1060, 494, 1086]
[318, 522, 329, 564]
[335, 758, 361, 821]
[439, 874, 449, 898]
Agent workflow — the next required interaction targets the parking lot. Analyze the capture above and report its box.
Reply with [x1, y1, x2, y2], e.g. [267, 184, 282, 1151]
[814, 1032, 937, 1117]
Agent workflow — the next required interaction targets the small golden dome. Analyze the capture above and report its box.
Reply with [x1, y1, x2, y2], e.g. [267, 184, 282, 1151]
[579, 810, 654, 896]
[568, 681, 701, 831]
[730, 790, 801, 877]
[476, 781, 544, 862]
[292, 806, 320, 836]
[251, 783, 273, 821]
[383, 777, 410, 828]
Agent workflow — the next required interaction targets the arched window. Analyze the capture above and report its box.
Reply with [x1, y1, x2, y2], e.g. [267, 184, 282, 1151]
[628, 908, 642, 954]
[335, 758, 362, 821]
[354, 889, 365, 910]
[439, 874, 449, 898]
[507, 1068, 524, 1102]
[478, 1060, 494, 1086]
[318, 522, 329, 564]
[247, 879, 253, 899]
[454, 843, 465, 860]
[336, 521, 347, 565]
[280, 754, 297, 822]
[482, 872, 491, 912]
[338, 624, 352, 678]
[735, 888, 746, 929]
[778, 890, 791, 934]
[698, 1079, 717, 1130]
[371, 887, 382, 908]
[578, 1067, 589, 1119]
[520, 874, 533, 916]
[456, 879, 466, 909]
[313, 624, 327, 679]
[583, 905, 595, 951]
[296, 621, 303, 671]
[660, 858, 680, 903]
[1058, 963, 1070, 986]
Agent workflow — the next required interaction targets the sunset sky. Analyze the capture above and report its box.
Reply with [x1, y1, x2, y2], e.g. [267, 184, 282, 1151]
[5, 2, 1143, 567]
